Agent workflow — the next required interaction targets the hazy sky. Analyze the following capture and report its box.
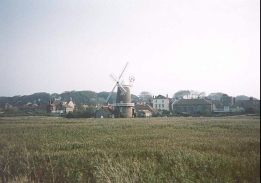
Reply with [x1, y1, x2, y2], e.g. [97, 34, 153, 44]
[0, 0, 260, 99]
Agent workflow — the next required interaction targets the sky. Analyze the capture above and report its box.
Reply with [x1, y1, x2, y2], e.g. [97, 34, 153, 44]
[0, 0, 260, 99]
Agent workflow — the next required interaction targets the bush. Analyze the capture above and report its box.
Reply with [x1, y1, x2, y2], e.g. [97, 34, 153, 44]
[119, 113, 127, 118]
[245, 107, 255, 114]
[180, 112, 190, 117]
[4, 107, 20, 114]
[66, 111, 74, 118]
[66, 107, 96, 118]
[201, 110, 212, 117]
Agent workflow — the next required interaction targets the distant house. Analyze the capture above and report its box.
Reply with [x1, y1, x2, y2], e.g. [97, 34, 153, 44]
[82, 104, 88, 109]
[234, 97, 260, 110]
[63, 104, 74, 114]
[51, 99, 64, 114]
[220, 94, 235, 107]
[134, 104, 158, 116]
[172, 98, 212, 114]
[67, 97, 75, 108]
[4, 103, 12, 109]
[19, 103, 47, 113]
[51, 98, 75, 114]
[137, 110, 152, 117]
[95, 106, 114, 118]
[152, 95, 170, 111]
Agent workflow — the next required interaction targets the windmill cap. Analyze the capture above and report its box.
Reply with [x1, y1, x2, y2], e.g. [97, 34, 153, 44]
[121, 80, 130, 86]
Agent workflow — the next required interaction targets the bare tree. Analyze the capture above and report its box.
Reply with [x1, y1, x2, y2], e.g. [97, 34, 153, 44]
[139, 91, 153, 102]
[173, 90, 206, 99]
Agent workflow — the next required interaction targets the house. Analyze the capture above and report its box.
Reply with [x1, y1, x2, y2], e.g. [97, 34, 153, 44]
[19, 103, 48, 113]
[234, 97, 260, 110]
[4, 103, 12, 109]
[67, 97, 75, 108]
[51, 98, 75, 114]
[63, 104, 74, 114]
[82, 104, 88, 109]
[134, 104, 158, 116]
[136, 110, 152, 118]
[220, 94, 235, 107]
[95, 105, 114, 118]
[51, 99, 64, 114]
[152, 95, 170, 111]
[172, 98, 212, 114]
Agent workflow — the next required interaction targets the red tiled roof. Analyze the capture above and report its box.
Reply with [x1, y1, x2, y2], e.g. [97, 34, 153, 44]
[52, 100, 63, 106]
[63, 104, 73, 108]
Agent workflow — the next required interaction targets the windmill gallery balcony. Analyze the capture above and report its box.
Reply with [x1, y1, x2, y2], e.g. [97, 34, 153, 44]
[112, 102, 134, 107]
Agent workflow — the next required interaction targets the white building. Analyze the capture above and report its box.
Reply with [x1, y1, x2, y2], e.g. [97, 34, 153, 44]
[153, 95, 170, 111]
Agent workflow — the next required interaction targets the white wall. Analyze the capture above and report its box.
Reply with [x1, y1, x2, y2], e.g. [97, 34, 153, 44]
[153, 98, 169, 111]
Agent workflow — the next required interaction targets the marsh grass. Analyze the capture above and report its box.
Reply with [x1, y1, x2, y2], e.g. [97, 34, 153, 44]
[0, 116, 260, 182]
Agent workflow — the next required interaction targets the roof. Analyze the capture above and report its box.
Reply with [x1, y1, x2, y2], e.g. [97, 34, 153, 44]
[235, 100, 260, 108]
[134, 104, 157, 115]
[154, 95, 167, 99]
[100, 106, 114, 115]
[138, 110, 151, 114]
[174, 99, 212, 105]
[20, 104, 47, 110]
[52, 100, 63, 106]
[63, 104, 73, 108]
[82, 104, 88, 109]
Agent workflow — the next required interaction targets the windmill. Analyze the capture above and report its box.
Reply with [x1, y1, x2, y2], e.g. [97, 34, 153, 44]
[105, 62, 135, 118]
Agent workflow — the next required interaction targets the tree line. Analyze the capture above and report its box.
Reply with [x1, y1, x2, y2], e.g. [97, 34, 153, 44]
[0, 90, 256, 110]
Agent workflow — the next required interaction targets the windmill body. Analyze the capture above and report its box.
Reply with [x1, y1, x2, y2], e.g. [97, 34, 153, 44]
[105, 62, 135, 118]
[113, 81, 134, 117]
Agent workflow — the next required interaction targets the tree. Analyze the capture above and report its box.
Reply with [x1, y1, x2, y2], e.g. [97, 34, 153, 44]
[173, 90, 190, 99]
[236, 95, 251, 101]
[198, 91, 206, 98]
[207, 93, 224, 100]
[173, 90, 206, 99]
[139, 91, 153, 102]
[245, 107, 255, 114]
[98, 91, 116, 104]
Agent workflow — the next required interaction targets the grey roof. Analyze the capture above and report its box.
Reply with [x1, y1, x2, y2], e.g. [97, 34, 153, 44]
[100, 106, 114, 115]
[155, 95, 167, 99]
[174, 99, 212, 105]
[134, 104, 157, 115]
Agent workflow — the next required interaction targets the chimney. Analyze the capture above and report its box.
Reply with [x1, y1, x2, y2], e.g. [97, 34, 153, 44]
[166, 94, 168, 99]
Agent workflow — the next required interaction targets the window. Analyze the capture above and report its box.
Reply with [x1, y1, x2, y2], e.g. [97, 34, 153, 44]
[162, 104, 164, 108]
[155, 104, 157, 108]
[162, 100, 164, 103]
[155, 100, 157, 103]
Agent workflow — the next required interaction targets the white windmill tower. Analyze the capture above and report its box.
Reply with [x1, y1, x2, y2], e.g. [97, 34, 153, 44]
[105, 62, 135, 118]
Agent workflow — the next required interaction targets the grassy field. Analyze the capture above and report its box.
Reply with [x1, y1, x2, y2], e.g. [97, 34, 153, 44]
[0, 116, 260, 183]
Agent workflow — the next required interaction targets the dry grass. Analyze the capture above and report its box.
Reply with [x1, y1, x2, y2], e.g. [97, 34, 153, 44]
[0, 116, 260, 182]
